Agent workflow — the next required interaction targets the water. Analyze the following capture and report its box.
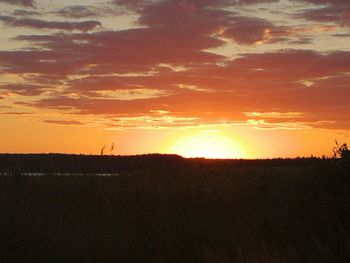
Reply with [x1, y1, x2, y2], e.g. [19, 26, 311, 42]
[0, 172, 120, 177]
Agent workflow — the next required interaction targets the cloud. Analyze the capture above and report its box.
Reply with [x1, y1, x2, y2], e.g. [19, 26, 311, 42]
[53, 5, 100, 19]
[222, 17, 278, 45]
[302, 0, 348, 5]
[0, 111, 33, 115]
[0, 0, 35, 7]
[246, 119, 310, 130]
[12, 9, 41, 16]
[3, 0, 311, 83]
[43, 120, 83, 125]
[296, 1, 350, 27]
[113, 0, 150, 10]
[106, 114, 203, 129]
[332, 33, 350, 37]
[112, 0, 292, 49]
[0, 49, 84, 75]
[0, 16, 101, 31]
[1, 0, 349, 130]
[7, 26, 224, 76]
[0, 83, 45, 96]
[113, 0, 280, 9]
[4, 0, 292, 79]
[19, 49, 349, 129]
[244, 112, 304, 119]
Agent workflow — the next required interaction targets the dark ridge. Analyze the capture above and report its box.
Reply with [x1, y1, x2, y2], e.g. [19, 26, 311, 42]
[0, 153, 343, 174]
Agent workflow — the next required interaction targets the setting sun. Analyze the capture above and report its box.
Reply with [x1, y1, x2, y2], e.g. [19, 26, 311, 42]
[169, 133, 244, 159]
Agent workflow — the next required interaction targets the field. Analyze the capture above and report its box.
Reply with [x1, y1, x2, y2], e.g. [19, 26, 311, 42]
[0, 154, 349, 262]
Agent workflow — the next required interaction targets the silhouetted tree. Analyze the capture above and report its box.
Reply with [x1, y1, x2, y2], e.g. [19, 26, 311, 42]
[333, 140, 350, 158]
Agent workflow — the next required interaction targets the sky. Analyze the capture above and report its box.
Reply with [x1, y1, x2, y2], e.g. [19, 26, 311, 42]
[0, 0, 349, 158]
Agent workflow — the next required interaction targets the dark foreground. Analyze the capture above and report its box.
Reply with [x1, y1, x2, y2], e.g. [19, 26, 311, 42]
[0, 154, 349, 262]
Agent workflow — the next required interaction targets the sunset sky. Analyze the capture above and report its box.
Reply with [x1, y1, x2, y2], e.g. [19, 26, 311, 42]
[0, 0, 349, 158]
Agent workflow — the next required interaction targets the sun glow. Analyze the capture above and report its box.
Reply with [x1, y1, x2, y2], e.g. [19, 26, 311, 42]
[169, 133, 245, 159]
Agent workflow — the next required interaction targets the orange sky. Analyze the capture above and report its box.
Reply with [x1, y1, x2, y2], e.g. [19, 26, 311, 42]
[0, 0, 349, 158]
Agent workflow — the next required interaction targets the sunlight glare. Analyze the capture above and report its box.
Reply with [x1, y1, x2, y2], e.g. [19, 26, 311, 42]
[169, 133, 244, 159]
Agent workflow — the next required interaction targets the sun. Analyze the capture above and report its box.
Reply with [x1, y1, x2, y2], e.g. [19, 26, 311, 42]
[169, 133, 244, 159]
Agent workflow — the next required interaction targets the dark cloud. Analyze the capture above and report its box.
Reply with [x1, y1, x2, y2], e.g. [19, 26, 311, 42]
[119, 0, 288, 46]
[3, 0, 295, 79]
[332, 33, 350, 37]
[0, 0, 35, 7]
[223, 17, 276, 44]
[0, 16, 101, 31]
[0, 83, 45, 96]
[220, 50, 350, 81]
[53, 5, 99, 18]
[113, 0, 150, 9]
[0, 49, 85, 75]
[302, 0, 348, 4]
[297, 1, 350, 27]
[113, 0, 279, 9]
[7, 26, 224, 76]
[12, 9, 41, 16]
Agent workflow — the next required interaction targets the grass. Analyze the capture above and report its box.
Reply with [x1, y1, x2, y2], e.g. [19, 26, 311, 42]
[0, 154, 349, 262]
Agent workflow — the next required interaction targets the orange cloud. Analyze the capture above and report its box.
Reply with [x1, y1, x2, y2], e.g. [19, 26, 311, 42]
[1, 0, 349, 131]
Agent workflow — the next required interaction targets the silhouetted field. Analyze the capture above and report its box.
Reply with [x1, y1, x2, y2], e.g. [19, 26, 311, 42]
[0, 154, 349, 262]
